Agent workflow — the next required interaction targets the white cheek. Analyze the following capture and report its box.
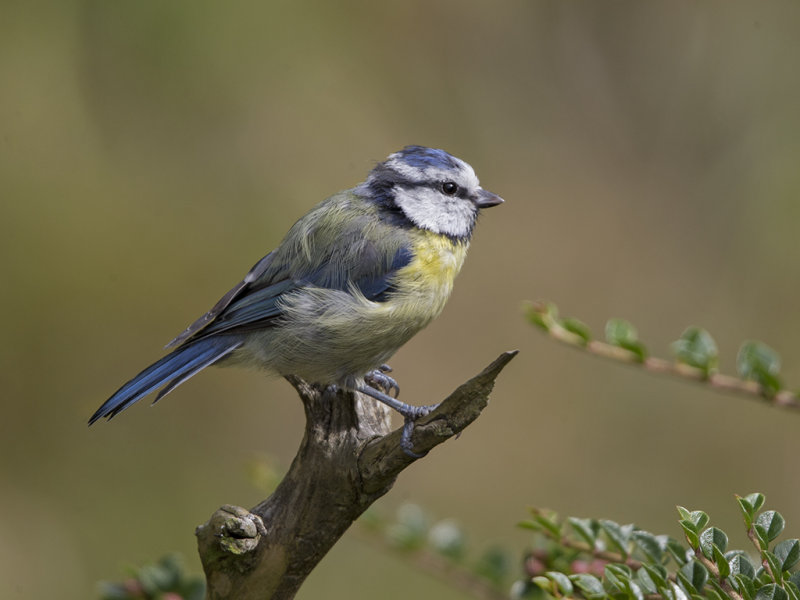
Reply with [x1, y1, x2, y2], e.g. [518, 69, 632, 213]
[394, 188, 476, 237]
[439, 197, 478, 236]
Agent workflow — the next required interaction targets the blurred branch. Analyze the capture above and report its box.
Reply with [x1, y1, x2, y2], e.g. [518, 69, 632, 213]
[196, 351, 517, 600]
[350, 523, 510, 600]
[526, 507, 648, 575]
[526, 300, 800, 411]
[383, 547, 509, 600]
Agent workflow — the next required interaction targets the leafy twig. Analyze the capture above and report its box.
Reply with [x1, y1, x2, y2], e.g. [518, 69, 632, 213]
[526, 301, 800, 410]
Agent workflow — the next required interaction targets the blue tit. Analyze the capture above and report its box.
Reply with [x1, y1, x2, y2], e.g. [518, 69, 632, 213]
[90, 145, 503, 454]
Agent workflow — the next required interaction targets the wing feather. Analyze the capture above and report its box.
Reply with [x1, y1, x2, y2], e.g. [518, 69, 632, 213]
[166, 194, 414, 345]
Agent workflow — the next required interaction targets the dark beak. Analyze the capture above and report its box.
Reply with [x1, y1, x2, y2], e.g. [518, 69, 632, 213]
[474, 188, 504, 209]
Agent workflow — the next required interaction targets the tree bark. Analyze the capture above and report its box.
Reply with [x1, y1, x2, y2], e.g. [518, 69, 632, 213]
[196, 350, 518, 600]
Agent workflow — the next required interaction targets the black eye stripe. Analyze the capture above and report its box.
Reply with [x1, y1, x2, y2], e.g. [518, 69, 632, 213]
[380, 176, 470, 201]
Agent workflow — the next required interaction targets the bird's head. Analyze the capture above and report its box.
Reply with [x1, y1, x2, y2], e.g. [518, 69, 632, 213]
[361, 145, 504, 240]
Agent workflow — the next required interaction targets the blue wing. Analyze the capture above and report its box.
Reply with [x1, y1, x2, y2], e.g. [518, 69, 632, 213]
[91, 196, 414, 424]
[187, 243, 413, 337]
[164, 252, 278, 348]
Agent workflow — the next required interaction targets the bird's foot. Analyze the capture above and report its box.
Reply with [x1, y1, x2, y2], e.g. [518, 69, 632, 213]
[357, 383, 439, 458]
[399, 403, 439, 458]
[365, 365, 400, 398]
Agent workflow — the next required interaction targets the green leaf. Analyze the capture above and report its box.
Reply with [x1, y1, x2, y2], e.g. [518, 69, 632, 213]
[518, 519, 540, 532]
[527, 301, 559, 331]
[789, 572, 800, 591]
[546, 571, 574, 596]
[656, 584, 674, 600]
[672, 327, 719, 375]
[677, 572, 695, 595]
[184, 579, 206, 600]
[786, 581, 800, 600]
[713, 544, 731, 578]
[509, 580, 533, 600]
[738, 494, 766, 528]
[734, 574, 756, 600]
[570, 574, 606, 599]
[637, 567, 658, 594]
[680, 521, 701, 549]
[667, 537, 691, 565]
[753, 527, 770, 552]
[428, 519, 466, 560]
[97, 582, 134, 600]
[600, 520, 633, 557]
[630, 530, 663, 562]
[679, 561, 708, 593]
[678, 508, 710, 530]
[756, 511, 786, 543]
[710, 579, 731, 598]
[755, 583, 789, 600]
[475, 546, 511, 586]
[535, 515, 562, 538]
[519, 510, 562, 538]
[98, 555, 204, 600]
[728, 551, 757, 579]
[641, 564, 669, 589]
[764, 551, 784, 584]
[157, 554, 185, 586]
[692, 512, 710, 529]
[757, 566, 772, 584]
[705, 587, 726, 600]
[700, 527, 729, 559]
[748, 494, 767, 513]
[737, 341, 782, 395]
[774, 539, 800, 571]
[628, 580, 644, 600]
[606, 318, 637, 346]
[138, 562, 179, 594]
[605, 564, 633, 591]
[569, 517, 599, 547]
[671, 581, 690, 600]
[532, 576, 552, 593]
[563, 317, 592, 345]
[387, 503, 428, 550]
[605, 318, 648, 361]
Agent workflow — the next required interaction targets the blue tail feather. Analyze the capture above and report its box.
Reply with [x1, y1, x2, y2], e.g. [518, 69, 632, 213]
[89, 337, 242, 425]
[152, 342, 241, 403]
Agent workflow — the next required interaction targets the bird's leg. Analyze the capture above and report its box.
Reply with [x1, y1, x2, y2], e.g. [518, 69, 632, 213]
[364, 365, 400, 398]
[357, 383, 439, 458]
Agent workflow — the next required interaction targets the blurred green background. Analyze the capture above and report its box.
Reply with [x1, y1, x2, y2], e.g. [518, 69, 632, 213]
[3, 1, 800, 598]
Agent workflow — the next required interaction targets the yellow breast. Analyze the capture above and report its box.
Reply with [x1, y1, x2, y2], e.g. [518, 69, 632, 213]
[387, 231, 469, 324]
[411, 231, 468, 281]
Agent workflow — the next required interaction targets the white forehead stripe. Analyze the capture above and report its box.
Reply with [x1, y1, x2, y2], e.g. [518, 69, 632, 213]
[384, 155, 479, 189]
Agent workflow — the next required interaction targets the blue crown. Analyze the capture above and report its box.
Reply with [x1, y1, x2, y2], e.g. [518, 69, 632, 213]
[394, 146, 460, 171]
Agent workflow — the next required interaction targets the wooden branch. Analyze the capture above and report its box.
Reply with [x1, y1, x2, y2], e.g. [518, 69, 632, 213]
[196, 350, 518, 600]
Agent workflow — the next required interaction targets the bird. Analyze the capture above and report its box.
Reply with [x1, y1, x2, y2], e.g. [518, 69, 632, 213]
[89, 145, 504, 456]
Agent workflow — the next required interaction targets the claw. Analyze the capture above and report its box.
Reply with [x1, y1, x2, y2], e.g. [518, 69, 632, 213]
[401, 420, 425, 458]
[357, 383, 439, 458]
[399, 404, 438, 458]
[365, 367, 400, 398]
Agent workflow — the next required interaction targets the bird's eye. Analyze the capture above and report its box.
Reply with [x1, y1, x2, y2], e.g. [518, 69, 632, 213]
[441, 181, 459, 196]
